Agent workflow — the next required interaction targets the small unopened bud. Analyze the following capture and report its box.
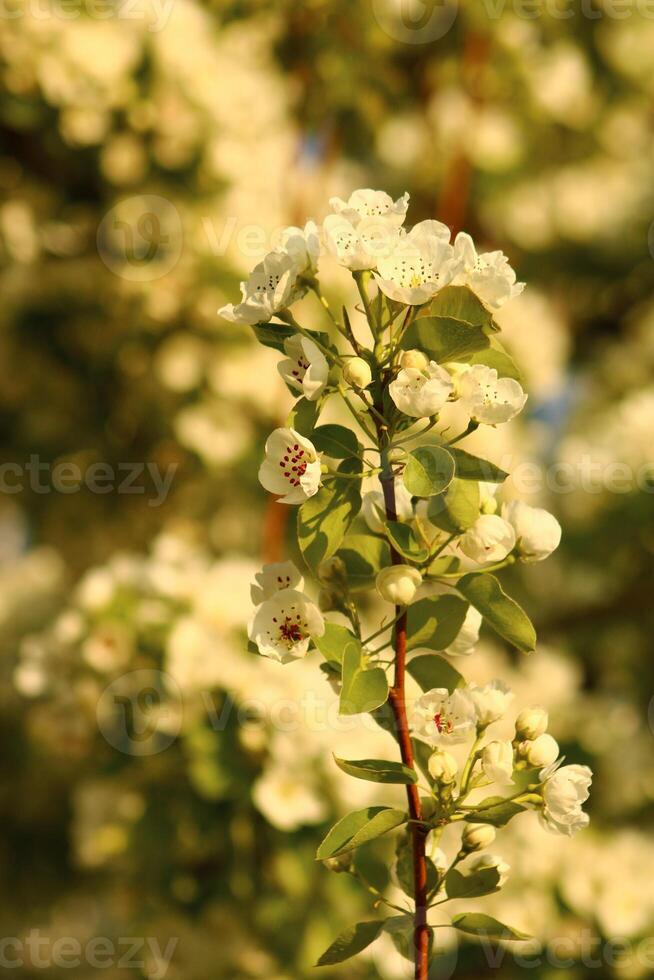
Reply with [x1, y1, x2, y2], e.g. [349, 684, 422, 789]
[317, 556, 347, 587]
[400, 349, 429, 372]
[376, 565, 422, 605]
[462, 823, 496, 852]
[515, 706, 548, 740]
[428, 749, 458, 785]
[324, 851, 353, 873]
[343, 357, 372, 389]
[521, 733, 559, 768]
[318, 588, 343, 613]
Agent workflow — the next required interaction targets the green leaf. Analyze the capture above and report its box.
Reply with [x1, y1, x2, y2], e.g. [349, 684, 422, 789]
[312, 424, 360, 459]
[428, 478, 480, 534]
[406, 595, 469, 652]
[340, 639, 388, 716]
[423, 285, 498, 332]
[337, 533, 390, 592]
[316, 920, 385, 966]
[464, 796, 526, 827]
[445, 866, 501, 899]
[385, 521, 429, 562]
[401, 317, 490, 362]
[407, 653, 464, 693]
[251, 322, 295, 353]
[334, 756, 418, 785]
[286, 397, 320, 437]
[395, 834, 438, 898]
[403, 445, 455, 498]
[426, 555, 461, 576]
[451, 913, 531, 941]
[449, 447, 509, 483]
[458, 573, 536, 653]
[316, 806, 407, 859]
[314, 623, 356, 668]
[470, 344, 523, 383]
[298, 458, 362, 569]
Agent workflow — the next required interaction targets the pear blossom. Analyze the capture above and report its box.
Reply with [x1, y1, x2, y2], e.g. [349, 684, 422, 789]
[409, 687, 477, 747]
[457, 364, 527, 425]
[540, 762, 592, 836]
[278, 220, 320, 275]
[251, 561, 304, 605]
[459, 514, 516, 564]
[277, 335, 329, 401]
[453, 231, 525, 310]
[468, 853, 510, 887]
[258, 428, 322, 505]
[329, 188, 409, 226]
[253, 765, 327, 829]
[389, 360, 453, 418]
[375, 221, 459, 305]
[469, 680, 514, 726]
[481, 740, 514, 783]
[322, 213, 400, 271]
[445, 606, 482, 657]
[502, 500, 562, 562]
[362, 481, 413, 534]
[218, 251, 304, 325]
[376, 565, 422, 605]
[515, 706, 549, 740]
[248, 587, 325, 664]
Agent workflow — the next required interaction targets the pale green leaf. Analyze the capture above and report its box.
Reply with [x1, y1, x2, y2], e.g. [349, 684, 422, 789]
[458, 573, 536, 653]
[334, 756, 418, 784]
[451, 913, 531, 941]
[445, 866, 501, 899]
[428, 478, 480, 533]
[448, 447, 509, 483]
[385, 521, 429, 562]
[314, 623, 357, 668]
[464, 796, 526, 827]
[340, 639, 388, 716]
[316, 806, 407, 859]
[403, 445, 455, 498]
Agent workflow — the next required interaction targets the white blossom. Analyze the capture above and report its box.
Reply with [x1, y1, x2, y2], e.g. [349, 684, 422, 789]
[469, 679, 514, 726]
[453, 231, 525, 309]
[409, 687, 477, 747]
[376, 565, 422, 605]
[502, 500, 562, 562]
[218, 251, 304, 325]
[445, 606, 482, 657]
[457, 364, 527, 424]
[342, 357, 372, 389]
[250, 561, 304, 605]
[523, 733, 559, 768]
[462, 824, 496, 851]
[375, 220, 459, 305]
[389, 360, 453, 418]
[329, 188, 410, 226]
[323, 188, 407, 272]
[253, 765, 327, 830]
[258, 428, 322, 505]
[459, 514, 516, 564]
[277, 335, 329, 401]
[427, 748, 458, 784]
[362, 481, 413, 534]
[248, 587, 325, 664]
[540, 763, 592, 836]
[278, 220, 320, 275]
[481, 740, 514, 783]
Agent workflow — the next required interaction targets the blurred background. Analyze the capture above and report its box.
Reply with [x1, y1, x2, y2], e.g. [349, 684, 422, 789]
[1, 0, 654, 977]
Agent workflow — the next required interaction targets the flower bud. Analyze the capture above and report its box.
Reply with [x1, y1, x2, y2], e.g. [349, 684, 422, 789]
[515, 706, 548, 740]
[522, 733, 559, 768]
[376, 565, 422, 605]
[427, 749, 458, 785]
[400, 349, 430, 372]
[323, 851, 353, 873]
[481, 740, 514, 783]
[342, 357, 372, 389]
[462, 823, 496, 852]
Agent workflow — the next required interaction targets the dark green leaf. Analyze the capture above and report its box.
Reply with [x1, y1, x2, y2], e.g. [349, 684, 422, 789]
[340, 639, 388, 716]
[337, 533, 390, 592]
[385, 521, 429, 562]
[449, 447, 509, 483]
[251, 322, 295, 353]
[407, 653, 465, 693]
[465, 796, 526, 827]
[334, 756, 418, 784]
[451, 913, 531, 941]
[428, 478, 480, 533]
[395, 834, 438, 897]
[403, 445, 455, 497]
[445, 866, 501, 899]
[458, 573, 536, 653]
[312, 424, 360, 459]
[298, 458, 362, 569]
[286, 397, 320, 437]
[406, 595, 469, 652]
[316, 807, 407, 859]
[316, 920, 385, 966]
[314, 623, 357, 668]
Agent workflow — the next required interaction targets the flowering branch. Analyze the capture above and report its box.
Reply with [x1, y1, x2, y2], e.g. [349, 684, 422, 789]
[221, 188, 592, 977]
